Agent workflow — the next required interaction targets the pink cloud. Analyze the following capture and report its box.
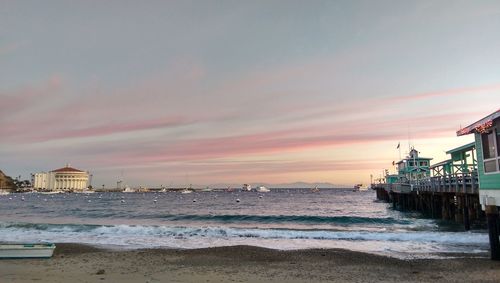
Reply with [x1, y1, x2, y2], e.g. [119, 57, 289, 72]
[277, 83, 500, 129]
[71, 111, 460, 168]
[8, 55, 488, 145]
[389, 83, 500, 102]
[0, 62, 212, 142]
[0, 75, 62, 114]
[32, 116, 192, 142]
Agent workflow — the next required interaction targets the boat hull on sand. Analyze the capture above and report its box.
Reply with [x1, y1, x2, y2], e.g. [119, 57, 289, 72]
[0, 244, 56, 259]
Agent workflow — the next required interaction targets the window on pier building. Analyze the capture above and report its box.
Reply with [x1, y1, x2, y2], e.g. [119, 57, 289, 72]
[497, 129, 500, 156]
[481, 128, 500, 173]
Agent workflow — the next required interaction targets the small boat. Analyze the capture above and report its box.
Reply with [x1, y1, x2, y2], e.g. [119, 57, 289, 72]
[181, 189, 193, 194]
[40, 190, 64, 194]
[256, 186, 270, 193]
[0, 190, 10, 195]
[242, 184, 252, 191]
[136, 186, 150, 193]
[353, 184, 362, 191]
[0, 243, 56, 258]
[123, 187, 136, 193]
[74, 189, 95, 194]
[310, 186, 320, 193]
[201, 187, 213, 192]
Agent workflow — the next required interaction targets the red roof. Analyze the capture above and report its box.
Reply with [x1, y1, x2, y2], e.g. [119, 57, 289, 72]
[51, 166, 85, 173]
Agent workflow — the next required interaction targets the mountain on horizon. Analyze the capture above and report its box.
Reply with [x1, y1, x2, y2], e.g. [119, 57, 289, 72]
[205, 181, 353, 189]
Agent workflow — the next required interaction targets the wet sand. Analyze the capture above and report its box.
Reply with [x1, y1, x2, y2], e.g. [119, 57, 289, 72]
[1, 244, 500, 282]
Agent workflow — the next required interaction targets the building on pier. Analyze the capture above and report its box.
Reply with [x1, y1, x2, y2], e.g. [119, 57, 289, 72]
[426, 142, 479, 194]
[395, 148, 432, 183]
[33, 164, 89, 192]
[431, 142, 477, 176]
[457, 109, 500, 260]
[377, 143, 479, 194]
[380, 148, 432, 193]
[458, 109, 500, 209]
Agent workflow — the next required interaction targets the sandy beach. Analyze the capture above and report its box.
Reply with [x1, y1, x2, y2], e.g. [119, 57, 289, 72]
[1, 244, 499, 283]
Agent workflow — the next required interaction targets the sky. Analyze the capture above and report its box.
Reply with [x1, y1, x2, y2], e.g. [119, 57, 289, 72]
[1, 0, 500, 188]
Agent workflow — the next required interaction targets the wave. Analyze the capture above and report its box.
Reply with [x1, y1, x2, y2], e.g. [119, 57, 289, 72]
[0, 222, 102, 232]
[0, 222, 488, 245]
[138, 214, 413, 225]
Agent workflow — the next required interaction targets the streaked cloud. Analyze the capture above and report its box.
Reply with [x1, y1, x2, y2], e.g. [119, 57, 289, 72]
[389, 83, 500, 102]
[0, 75, 62, 114]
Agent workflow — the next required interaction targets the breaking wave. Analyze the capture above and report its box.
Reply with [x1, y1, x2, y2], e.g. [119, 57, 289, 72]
[0, 221, 488, 246]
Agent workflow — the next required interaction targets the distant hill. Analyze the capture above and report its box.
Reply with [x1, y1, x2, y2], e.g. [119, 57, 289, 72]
[0, 170, 16, 191]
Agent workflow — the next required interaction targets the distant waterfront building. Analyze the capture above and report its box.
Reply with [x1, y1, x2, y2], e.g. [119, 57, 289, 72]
[33, 164, 89, 191]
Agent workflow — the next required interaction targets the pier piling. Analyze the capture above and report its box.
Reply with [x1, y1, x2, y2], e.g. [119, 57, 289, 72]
[463, 195, 470, 231]
[486, 205, 500, 261]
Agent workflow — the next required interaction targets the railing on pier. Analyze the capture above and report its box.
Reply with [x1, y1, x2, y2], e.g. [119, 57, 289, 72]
[416, 171, 478, 194]
[375, 172, 479, 194]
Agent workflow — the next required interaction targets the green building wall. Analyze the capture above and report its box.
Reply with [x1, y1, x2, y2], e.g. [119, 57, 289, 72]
[475, 132, 500, 190]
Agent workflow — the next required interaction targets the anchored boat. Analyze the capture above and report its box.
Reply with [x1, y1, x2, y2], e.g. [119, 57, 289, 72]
[242, 184, 252, 191]
[256, 186, 270, 193]
[0, 243, 56, 258]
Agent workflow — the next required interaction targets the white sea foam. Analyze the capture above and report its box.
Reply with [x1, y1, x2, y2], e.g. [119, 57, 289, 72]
[0, 222, 489, 257]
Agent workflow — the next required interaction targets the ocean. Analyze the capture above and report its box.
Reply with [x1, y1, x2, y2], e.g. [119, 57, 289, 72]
[0, 189, 490, 259]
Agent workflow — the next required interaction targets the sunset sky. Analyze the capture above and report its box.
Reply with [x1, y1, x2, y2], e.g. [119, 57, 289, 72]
[1, 1, 500, 187]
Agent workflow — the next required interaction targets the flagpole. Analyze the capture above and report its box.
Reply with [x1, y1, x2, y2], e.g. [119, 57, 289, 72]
[397, 142, 401, 160]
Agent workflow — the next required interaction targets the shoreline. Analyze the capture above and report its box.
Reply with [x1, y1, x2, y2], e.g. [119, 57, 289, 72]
[53, 242, 490, 260]
[1, 243, 499, 282]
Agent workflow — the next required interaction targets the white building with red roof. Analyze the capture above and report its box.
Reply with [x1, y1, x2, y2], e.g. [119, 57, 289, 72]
[33, 164, 89, 192]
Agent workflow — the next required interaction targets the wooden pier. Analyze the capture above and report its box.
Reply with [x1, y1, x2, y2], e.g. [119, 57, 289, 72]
[374, 141, 486, 230]
[373, 173, 484, 231]
[375, 110, 500, 260]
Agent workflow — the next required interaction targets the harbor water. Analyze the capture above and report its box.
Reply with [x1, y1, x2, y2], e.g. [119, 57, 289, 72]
[0, 189, 490, 259]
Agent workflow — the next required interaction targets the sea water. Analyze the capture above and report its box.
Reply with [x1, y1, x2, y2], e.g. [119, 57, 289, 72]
[0, 189, 489, 259]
